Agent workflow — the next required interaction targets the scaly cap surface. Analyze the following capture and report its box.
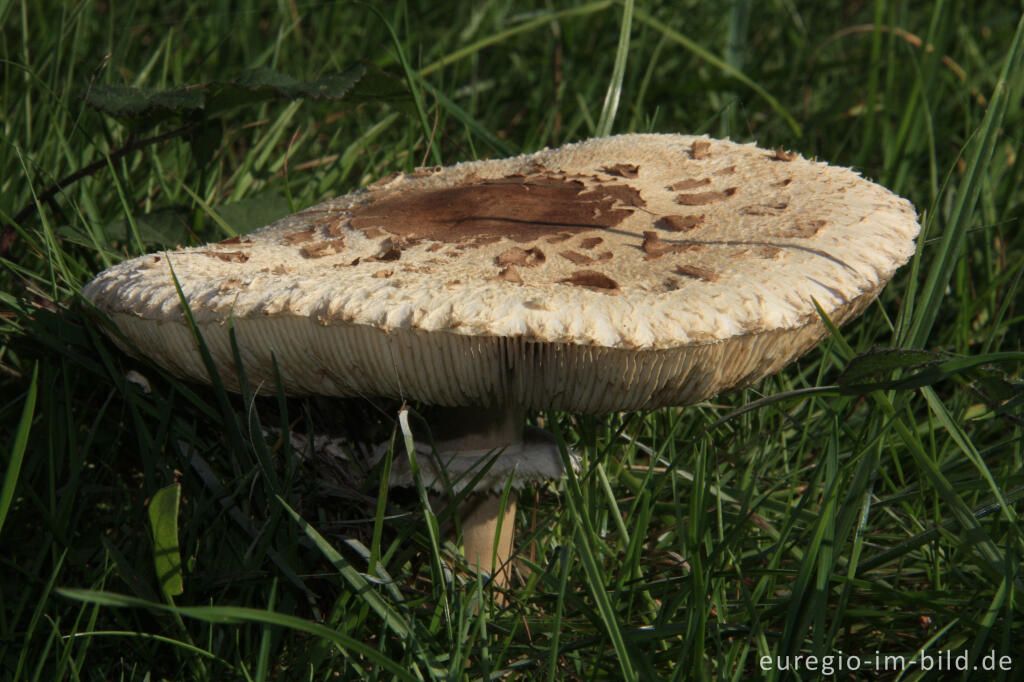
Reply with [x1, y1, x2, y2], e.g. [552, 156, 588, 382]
[84, 134, 919, 411]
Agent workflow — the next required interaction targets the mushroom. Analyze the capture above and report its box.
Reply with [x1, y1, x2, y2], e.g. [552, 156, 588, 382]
[83, 134, 920, 595]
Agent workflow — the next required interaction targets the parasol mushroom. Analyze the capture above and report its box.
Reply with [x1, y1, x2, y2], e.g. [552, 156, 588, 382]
[83, 134, 920, 594]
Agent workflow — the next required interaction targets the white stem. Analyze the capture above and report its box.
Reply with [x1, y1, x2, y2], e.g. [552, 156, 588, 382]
[459, 492, 517, 594]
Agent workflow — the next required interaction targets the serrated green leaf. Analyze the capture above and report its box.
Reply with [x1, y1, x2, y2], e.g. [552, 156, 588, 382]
[148, 484, 184, 598]
[85, 83, 205, 118]
[971, 367, 1024, 404]
[838, 349, 1024, 395]
[88, 65, 368, 123]
[837, 348, 944, 387]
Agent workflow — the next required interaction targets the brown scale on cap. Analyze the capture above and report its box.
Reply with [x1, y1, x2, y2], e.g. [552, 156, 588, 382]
[496, 246, 546, 267]
[715, 165, 736, 175]
[689, 140, 711, 159]
[326, 220, 346, 237]
[300, 238, 346, 259]
[201, 250, 250, 263]
[742, 202, 789, 216]
[657, 215, 705, 232]
[674, 264, 720, 282]
[768, 148, 797, 162]
[559, 269, 619, 292]
[497, 266, 523, 283]
[666, 178, 711, 191]
[545, 233, 574, 244]
[642, 232, 692, 260]
[349, 173, 644, 246]
[216, 235, 253, 246]
[774, 219, 826, 239]
[675, 187, 738, 206]
[282, 228, 318, 244]
[579, 237, 604, 250]
[601, 163, 639, 178]
[559, 250, 594, 265]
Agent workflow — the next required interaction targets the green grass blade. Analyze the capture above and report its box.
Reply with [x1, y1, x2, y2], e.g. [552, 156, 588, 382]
[595, 0, 633, 137]
[276, 496, 416, 643]
[558, 436, 638, 682]
[0, 363, 36, 538]
[418, 2, 613, 78]
[362, 4, 441, 166]
[63, 630, 232, 667]
[903, 13, 1024, 349]
[57, 589, 419, 682]
[631, 6, 802, 136]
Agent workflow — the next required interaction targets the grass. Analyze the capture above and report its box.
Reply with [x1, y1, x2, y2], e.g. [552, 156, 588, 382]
[2, 0, 1023, 679]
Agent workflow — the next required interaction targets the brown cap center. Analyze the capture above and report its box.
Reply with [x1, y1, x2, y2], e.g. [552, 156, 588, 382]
[349, 173, 644, 244]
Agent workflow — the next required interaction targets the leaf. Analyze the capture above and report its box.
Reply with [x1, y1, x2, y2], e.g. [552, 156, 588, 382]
[205, 64, 367, 116]
[86, 65, 369, 123]
[969, 367, 1024, 416]
[84, 83, 205, 119]
[837, 348, 1024, 397]
[148, 484, 184, 598]
[836, 348, 945, 389]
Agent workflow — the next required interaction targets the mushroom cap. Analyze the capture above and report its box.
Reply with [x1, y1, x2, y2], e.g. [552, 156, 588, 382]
[84, 134, 919, 412]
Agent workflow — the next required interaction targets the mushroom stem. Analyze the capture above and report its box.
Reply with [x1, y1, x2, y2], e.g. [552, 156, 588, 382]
[425, 405, 525, 592]
[386, 404, 566, 595]
[458, 491, 517, 592]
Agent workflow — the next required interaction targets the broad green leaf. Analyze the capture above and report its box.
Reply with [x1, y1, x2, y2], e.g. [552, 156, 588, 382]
[85, 65, 368, 123]
[837, 349, 1024, 394]
[84, 83, 204, 119]
[148, 484, 184, 598]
